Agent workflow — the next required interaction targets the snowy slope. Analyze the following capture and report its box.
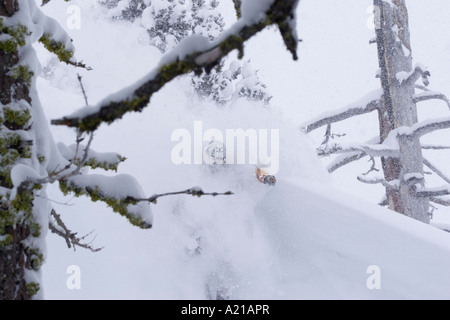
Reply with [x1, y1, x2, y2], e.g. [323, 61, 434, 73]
[33, 0, 450, 299]
[258, 179, 450, 299]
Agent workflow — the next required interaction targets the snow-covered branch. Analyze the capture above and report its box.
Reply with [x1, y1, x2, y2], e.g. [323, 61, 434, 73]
[430, 197, 450, 207]
[57, 142, 126, 172]
[27, 0, 90, 69]
[357, 175, 399, 190]
[318, 142, 399, 158]
[416, 186, 450, 198]
[51, 0, 299, 132]
[400, 116, 450, 140]
[327, 152, 367, 173]
[413, 91, 450, 111]
[301, 89, 382, 133]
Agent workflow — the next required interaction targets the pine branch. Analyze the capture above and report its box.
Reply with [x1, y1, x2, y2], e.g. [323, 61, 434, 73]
[51, 0, 299, 132]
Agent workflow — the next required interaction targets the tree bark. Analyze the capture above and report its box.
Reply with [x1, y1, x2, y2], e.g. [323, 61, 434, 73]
[0, 0, 34, 300]
[374, 0, 429, 222]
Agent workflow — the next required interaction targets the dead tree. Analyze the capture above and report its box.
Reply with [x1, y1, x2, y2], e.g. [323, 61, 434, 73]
[302, 0, 450, 223]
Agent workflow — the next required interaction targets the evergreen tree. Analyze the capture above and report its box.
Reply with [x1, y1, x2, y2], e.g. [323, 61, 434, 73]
[0, 0, 153, 299]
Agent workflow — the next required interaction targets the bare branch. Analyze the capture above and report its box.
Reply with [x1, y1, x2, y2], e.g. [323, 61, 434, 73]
[77, 73, 89, 106]
[378, 195, 388, 206]
[327, 152, 367, 173]
[67, 60, 93, 71]
[362, 156, 380, 176]
[301, 90, 382, 133]
[415, 84, 428, 91]
[413, 91, 450, 111]
[321, 124, 332, 145]
[318, 143, 399, 158]
[404, 116, 450, 140]
[129, 187, 233, 204]
[423, 158, 450, 184]
[422, 144, 450, 150]
[416, 186, 450, 198]
[71, 133, 94, 177]
[357, 175, 399, 190]
[49, 209, 103, 252]
[430, 197, 450, 207]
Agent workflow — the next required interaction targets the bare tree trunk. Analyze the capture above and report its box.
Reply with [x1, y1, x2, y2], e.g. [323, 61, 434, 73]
[374, 0, 429, 222]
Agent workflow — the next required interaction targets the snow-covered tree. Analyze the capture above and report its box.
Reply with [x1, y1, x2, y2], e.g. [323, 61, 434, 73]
[0, 0, 232, 300]
[53, 0, 298, 129]
[0, 0, 298, 300]
[102, 0, 225, 53]
[302, 0, 450, 224]
[101, 0, 271, 106]
[192, 59, 271, 105]
[0, 0, 157, 299]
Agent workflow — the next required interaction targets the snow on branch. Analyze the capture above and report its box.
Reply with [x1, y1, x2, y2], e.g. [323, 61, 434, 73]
[398, 116, 450, 140]
[301, 89, 382, 133]
[57, 142, 126, 172]
[317, 142, 399, 158]
[27, 0, 90, 69]
[325, 136, 381, 173]
[327, 152, 367, 173]
[58, 174, 154, 229]
[357, 175, 399, 190]
[51, 0, 300, 132]
[422, 144, 450, 150]
[413, 91, 450, 111]
[398, 63, 430, 87]
[416, 185, 450, 198]
[58, 176, 232, 228]
[430, 197, 450, 207]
